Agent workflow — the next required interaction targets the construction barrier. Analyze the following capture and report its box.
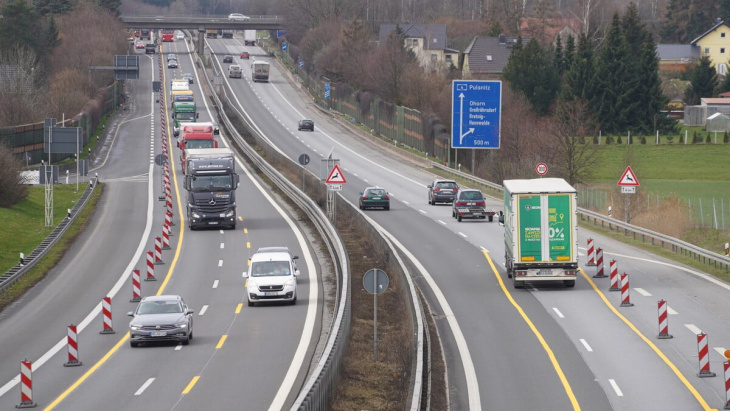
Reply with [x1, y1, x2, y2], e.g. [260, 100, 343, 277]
[593, 248, 607, 278]
[697, 333, 716, 377]
[608, 260, 620, 291]
[586, 238, 596, 266]
[724, 361, 730, 409]
[145, 251, 156, 281]
[657, 300, 672, 339]
[154, 237, 164, 264]
[130, 269, 141, 302]
[63, 324, 82, 367]
[162, 224, 171, 249]
[166, 210, 175, 228]
[100, 297, 115, 334]
[16, 359, 36, 408]
[620, 274, 633, 307]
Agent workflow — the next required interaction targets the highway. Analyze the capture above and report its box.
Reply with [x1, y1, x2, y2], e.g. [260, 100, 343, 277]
[206, 32, 730, 410]
[0, 35, 324, 410]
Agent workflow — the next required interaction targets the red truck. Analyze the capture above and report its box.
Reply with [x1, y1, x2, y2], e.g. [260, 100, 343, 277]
[178, 123, 218, 173]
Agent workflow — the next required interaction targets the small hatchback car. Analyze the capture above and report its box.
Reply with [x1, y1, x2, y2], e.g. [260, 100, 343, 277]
[167, 59, 178, 68]
[298, 119, 314, 131]
[128, 295, 194, 347]
[240, 51, 250, 59]
[223, 55, 234, 63]
[452, 189, 487, 222]
[182, 73, 194, 84]
[427, 179, 459, 205]
[359, 187, 390, 210]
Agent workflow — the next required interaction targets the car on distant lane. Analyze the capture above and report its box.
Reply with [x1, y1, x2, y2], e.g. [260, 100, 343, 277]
[298, 119, 314, 131]
[128, 295, 194, 347]
[182, 73, 194, 84]
[359, 187, 390, 210]
[452, 189, 488, 222]
[240, 51, 250, 59]
[427, 179, 458, 205]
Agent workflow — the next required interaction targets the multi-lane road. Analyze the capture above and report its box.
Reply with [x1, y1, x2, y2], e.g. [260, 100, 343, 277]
[1, 30, 730, 410]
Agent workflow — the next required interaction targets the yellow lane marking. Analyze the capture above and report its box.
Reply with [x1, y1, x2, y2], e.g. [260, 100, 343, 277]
[44, 333, 130, 410]
[246, 242, 250, 249]
[244, 228, 248, 233]
[182, 376, 200, 394]
[216, 335, 228, 349]
[235, 303, 243, 314]
[238, 216, 243, 221]
[580, 268, 714, 410]
[482, 250, 580, 410]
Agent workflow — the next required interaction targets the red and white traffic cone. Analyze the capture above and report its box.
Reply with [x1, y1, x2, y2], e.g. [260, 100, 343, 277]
[586, 238, 596, 266]
[100, 297, 115, 334]
[657, 300, 672, 339]
[620, 273, 633, 307]
[166, 210, 175, 228]
[162, 224, 171, 250]
[154, 237, 164, 264]
[145, 251, 156, 281]
[130, 269, 141, 302]
[608, 260, 620, 291]
[16, 359, 36, 408]
[63, 324, 82, 367]
[697, 333, 716, 377]
[593, 248, 607, 278]
[723, 361, 730, 409]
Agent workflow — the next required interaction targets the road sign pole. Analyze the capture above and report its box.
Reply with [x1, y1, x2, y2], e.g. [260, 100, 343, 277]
[373, 270, 378, 362]
[625, 193, 630, 224]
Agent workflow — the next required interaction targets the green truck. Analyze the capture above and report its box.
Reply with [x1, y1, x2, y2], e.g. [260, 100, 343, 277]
[172, 102, 197, 136]
[502, 178, 578, 289]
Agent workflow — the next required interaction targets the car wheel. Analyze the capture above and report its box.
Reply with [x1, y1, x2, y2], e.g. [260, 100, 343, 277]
[564, 280, 576, 288]
[488, 215, 494, 222]
[359, 202, 362, 210]
[385, 205, 390, 210]
[181, 337, 189, 346]
[130, 341, 138, 348]
[248, 300, 254, 307]
[188, 329, 193, 340]
[290, 295, 297, 305]
[457, 215, 462, 222]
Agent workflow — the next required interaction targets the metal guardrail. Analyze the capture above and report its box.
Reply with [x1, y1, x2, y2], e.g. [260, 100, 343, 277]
[431, 162, 730, 272]
[0, 178, 98, 293]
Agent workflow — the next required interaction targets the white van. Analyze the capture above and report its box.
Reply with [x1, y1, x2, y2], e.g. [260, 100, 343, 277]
[243, 247, 300, 306]
[228, 64, 242, 78]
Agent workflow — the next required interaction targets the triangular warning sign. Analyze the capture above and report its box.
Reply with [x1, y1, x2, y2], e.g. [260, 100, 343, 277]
[617, 166, 640, 186]
[325, 164, 347, 184]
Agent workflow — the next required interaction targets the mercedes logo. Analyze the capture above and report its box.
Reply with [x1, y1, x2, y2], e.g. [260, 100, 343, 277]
[208, 198, 216, 206]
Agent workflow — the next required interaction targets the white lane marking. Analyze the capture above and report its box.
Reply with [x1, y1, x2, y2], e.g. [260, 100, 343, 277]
[402, 200, 409, 205]
[212, 280, 219, 288]
[0, 87, 159, 399]
[438, 220, 446, 225]
[634, 288, 651, 297]
[220, 243, 225, 249]
[714, 347, 728, 358]
[609, 379, 623, 396]
[685, 324, 703, 335]
[419, 210, 426, 214]
[480, 246, 491, 253]
[458, 232, 467, 238]
[218, 260, 223, 267]
[199, 305, 208, 316]
[174, 344, 182, 351]
[552, 308, 564, 318]
[580, 339, 593, 352]
[667, 306, 678, 315]
[134, 378, 155, 396]
[219, 229, 224, 234]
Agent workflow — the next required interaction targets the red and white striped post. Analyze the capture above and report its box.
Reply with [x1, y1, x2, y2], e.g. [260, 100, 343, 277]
[608, 260, 620, 291]
[620, 273, 633, 307]
[162, 224, 171, 249]
[100, 297, 115, 334]
[16, 359, 36, 408]
[130, 269, 141, 302]
[723, 361, 730, 409]
[593, 248, 607, 278]
[166, 210, 175, 228]
[145, 251, 157, 281]
[586, 238, 596, 266]
[63, 324, 82, 367]
[657, 300, 672, 339]
[697, 333, 716, 377]
[154, 237, 164, 264]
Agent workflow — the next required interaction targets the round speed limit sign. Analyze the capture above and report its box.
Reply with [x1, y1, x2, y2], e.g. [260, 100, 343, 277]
[536, 163, 548, 175]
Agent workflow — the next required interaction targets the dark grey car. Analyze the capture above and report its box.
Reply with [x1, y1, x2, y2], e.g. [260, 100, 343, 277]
[427, 179, 459, 205]
[452, 189, 487, 222]
[128, 295, 194, 347]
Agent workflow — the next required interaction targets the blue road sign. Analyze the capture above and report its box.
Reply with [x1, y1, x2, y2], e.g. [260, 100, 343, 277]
[451, 80, 501, 149]
[299, 60, 304, 68]
[324, 82, 330, 99]
[282, 41, 287, 51]
[277, 29, 288, 38]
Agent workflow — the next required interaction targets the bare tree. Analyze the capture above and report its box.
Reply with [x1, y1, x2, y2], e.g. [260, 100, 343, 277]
[548, 98, 599, 186]
[0, 45, 44, 127]
[0, 142, 28, 207]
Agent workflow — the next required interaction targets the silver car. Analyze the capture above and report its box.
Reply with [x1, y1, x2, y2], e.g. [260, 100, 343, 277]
[128, 295, 194, 347]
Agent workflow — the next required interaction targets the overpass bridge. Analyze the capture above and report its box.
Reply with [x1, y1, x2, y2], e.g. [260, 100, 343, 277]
[120, 16, 285, 53]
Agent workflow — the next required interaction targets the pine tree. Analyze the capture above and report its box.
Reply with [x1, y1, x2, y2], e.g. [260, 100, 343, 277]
[592, 13, 628, 134]
[562, 33, 594, 102]
[34, 0, 73, 16]
[554, 34, 564, 75]
[503, 38, 560, 116]
[0, 0, 42, 54]
[718, 58, 730, 94]
[685, 56, 718, 104]
[722, 0, 730, 23]
[564, 34, 575, 72]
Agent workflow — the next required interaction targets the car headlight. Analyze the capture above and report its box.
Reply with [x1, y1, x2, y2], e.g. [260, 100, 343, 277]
[285, 279, 295, 287]
[174, 322, 188, 328]
[247, 281, 257, 290]
[130, 323, 141, 331]
[225, 209, 235, 217]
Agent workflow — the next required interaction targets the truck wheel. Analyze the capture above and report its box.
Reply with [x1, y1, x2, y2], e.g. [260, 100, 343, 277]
[488, 215, 494, 222]
[564, 280, 576, 288]
[457, 215, 462, 222]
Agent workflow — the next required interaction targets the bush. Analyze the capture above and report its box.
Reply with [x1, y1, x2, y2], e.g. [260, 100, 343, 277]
[593, 136, 599, 144]
[0, 144, 28, 207]
[617, 135, 623, 144]
[706, 134, 712, 143]
[725, 131, 729, 143]
[666, 135, 674, 144]
[640, 135, 646, 144]
[605, 136, 614, 144]
[692, 131, 701, 144]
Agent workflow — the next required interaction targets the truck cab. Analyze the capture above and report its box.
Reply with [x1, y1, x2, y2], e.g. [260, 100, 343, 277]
[184, 148, 239, 230]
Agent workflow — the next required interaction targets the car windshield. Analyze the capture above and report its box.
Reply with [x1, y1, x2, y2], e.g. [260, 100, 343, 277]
[137, 301, 183, 315]
[190, 175, 233, 191]
[251, 261, 291, 277]
[175, 112, 195, 121]
[436, 181, 457, 189]
[367, 189, 385, 197]
[460, 191, 483, 200]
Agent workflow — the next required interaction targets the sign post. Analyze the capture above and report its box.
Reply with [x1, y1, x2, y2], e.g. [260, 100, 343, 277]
[363, 269, 389, 361]
[325, 163, 346, 223]
[617, 166, 640, 223]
